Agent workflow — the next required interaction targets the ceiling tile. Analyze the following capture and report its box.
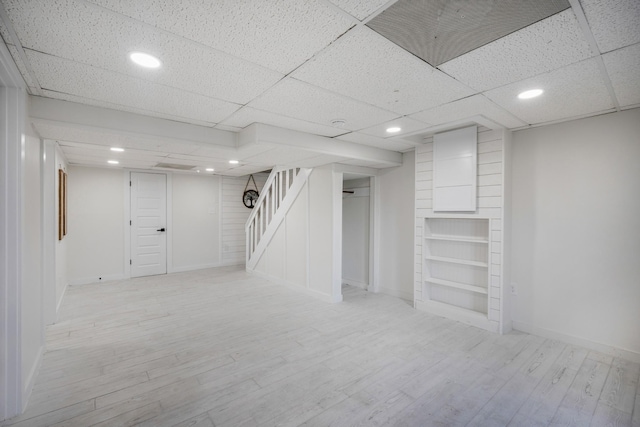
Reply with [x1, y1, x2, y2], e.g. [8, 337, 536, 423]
[292, 26, 474, 115]
[602, 43, 640, 107]
[4, 0, 283, 104]
[440, 10, 595, 91]
[83, 0, 354, 74]
[327, 0, 389, 20]
[484, 58, 614, 125]
[248, 78, 397, 131]
[336, 132, 416, 152]
[580, 0, 640, 53]
[221, 106, 346, 137]
[357, 116, 431, 138]
[409, 94, 527, 129]
[28, 51, 241, 124]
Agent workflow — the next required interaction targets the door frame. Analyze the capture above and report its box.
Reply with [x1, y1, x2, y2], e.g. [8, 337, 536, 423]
[124, 170, 172, 279]
[333, 165, 379, 301]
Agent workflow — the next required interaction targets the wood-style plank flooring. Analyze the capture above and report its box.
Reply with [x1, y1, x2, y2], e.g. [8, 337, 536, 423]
[3, 266, 639, 426]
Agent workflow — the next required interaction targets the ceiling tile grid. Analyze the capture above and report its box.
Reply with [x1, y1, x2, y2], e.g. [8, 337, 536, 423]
[3, 0, 284, 104]
[439, 9, 595, 92]
[409, 94, 527, 129]
[28, 51, 242, 125]
[292, 26, 475, 116]
[83, 0, 355, 74]
[602, 42, 640, 107]
[326, 0, 390, 21]
[247, 77, 398, 131]
[580, 0, 640, 53]
[484, 58, 615, 125]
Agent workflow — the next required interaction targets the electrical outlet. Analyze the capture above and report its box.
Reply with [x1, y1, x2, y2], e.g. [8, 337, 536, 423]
[510, 283, 518, 295]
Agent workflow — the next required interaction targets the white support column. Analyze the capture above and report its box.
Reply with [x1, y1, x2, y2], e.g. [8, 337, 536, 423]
[0, 40, 26, 421]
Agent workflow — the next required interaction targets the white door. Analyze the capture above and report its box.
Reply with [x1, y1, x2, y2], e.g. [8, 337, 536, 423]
[131, 172, 167, 277]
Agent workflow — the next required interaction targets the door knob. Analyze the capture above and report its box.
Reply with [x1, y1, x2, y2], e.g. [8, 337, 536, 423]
[157, 228, 166, 232]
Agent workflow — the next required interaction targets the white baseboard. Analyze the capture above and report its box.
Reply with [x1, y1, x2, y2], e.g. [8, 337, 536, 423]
[22, 345, 44, 412]
[170, 263, 220, 273]
[376, 286, 413, 302]
[512, 320, 640, 364]
[249, 269, 339, 303]
[68, 274, 126, 286]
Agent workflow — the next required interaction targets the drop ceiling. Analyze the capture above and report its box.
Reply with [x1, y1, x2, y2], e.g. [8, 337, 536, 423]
[1, 0, 638, 175]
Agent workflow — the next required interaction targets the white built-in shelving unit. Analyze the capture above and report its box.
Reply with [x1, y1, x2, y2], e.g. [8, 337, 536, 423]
[420, 216, 496, 331]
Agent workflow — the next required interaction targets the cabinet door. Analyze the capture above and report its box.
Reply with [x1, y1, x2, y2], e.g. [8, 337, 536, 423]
[433, 126, 477, 212]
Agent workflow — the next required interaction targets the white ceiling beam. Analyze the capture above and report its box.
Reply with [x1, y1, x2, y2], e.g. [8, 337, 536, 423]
[29, 97, 238, 149]
[240, 123, 402, 166]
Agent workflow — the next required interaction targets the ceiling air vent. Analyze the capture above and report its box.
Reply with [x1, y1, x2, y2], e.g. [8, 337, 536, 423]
[366, 0, 570, 67]
[155, 163, 196, 170]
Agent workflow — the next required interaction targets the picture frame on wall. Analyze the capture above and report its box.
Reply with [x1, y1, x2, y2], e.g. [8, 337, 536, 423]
[58, 169, 67, 240]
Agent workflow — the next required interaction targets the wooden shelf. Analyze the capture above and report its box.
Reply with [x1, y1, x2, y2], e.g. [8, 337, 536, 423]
[424, 255, 488, 268]
[424, 235, 488, 244]
[425, 277, 488, 295]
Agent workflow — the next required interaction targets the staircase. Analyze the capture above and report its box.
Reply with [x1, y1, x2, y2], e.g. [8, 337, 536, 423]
[245, 166, 311, 270]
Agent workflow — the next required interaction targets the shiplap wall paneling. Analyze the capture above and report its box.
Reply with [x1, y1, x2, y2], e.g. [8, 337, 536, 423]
[415, 127, 506, 333]
[221, 174, 267, 265]
[433, 126, 477, 212]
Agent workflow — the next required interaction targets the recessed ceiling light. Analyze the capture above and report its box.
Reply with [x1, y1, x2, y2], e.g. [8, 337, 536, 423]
[205, 168, 214, 172]
[229, 160, 239, 165]
[386, 126, 402, 133]
[331, 119, 346, 127]
[518, 89, 543, 99]
[129, 51, 161, 68]
[110, 147, 124, 152]
[107, 160, 119, 164]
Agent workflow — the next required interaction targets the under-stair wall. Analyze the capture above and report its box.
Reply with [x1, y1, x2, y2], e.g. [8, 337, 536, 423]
[246, 166, 343, 303]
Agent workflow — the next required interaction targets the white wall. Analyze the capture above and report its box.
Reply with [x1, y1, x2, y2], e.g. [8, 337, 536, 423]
[342, 178, 370, 289]
[511, 108, 640, 359]
[54, 146, 68, 310]
[377, 150, 415, 301]
[221, 173, 267, 265]
[171, 174, 220, 271]
[66, 167, 263, 283]
[67, 166, 125, 284]
[21, 125, 44, 405]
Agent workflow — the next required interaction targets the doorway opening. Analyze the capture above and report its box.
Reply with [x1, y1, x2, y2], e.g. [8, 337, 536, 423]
[341, 174, 374, 300]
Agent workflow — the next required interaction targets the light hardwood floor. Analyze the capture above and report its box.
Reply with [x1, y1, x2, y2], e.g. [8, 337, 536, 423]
[3, 266, 639, 427]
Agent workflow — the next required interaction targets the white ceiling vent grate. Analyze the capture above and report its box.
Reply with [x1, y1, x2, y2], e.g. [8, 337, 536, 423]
[366, 0, 570, 67]
[155, 163, 196, 170]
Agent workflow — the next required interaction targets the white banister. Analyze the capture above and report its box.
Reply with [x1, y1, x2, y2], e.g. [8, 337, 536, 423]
[245, 166, 312, 269]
